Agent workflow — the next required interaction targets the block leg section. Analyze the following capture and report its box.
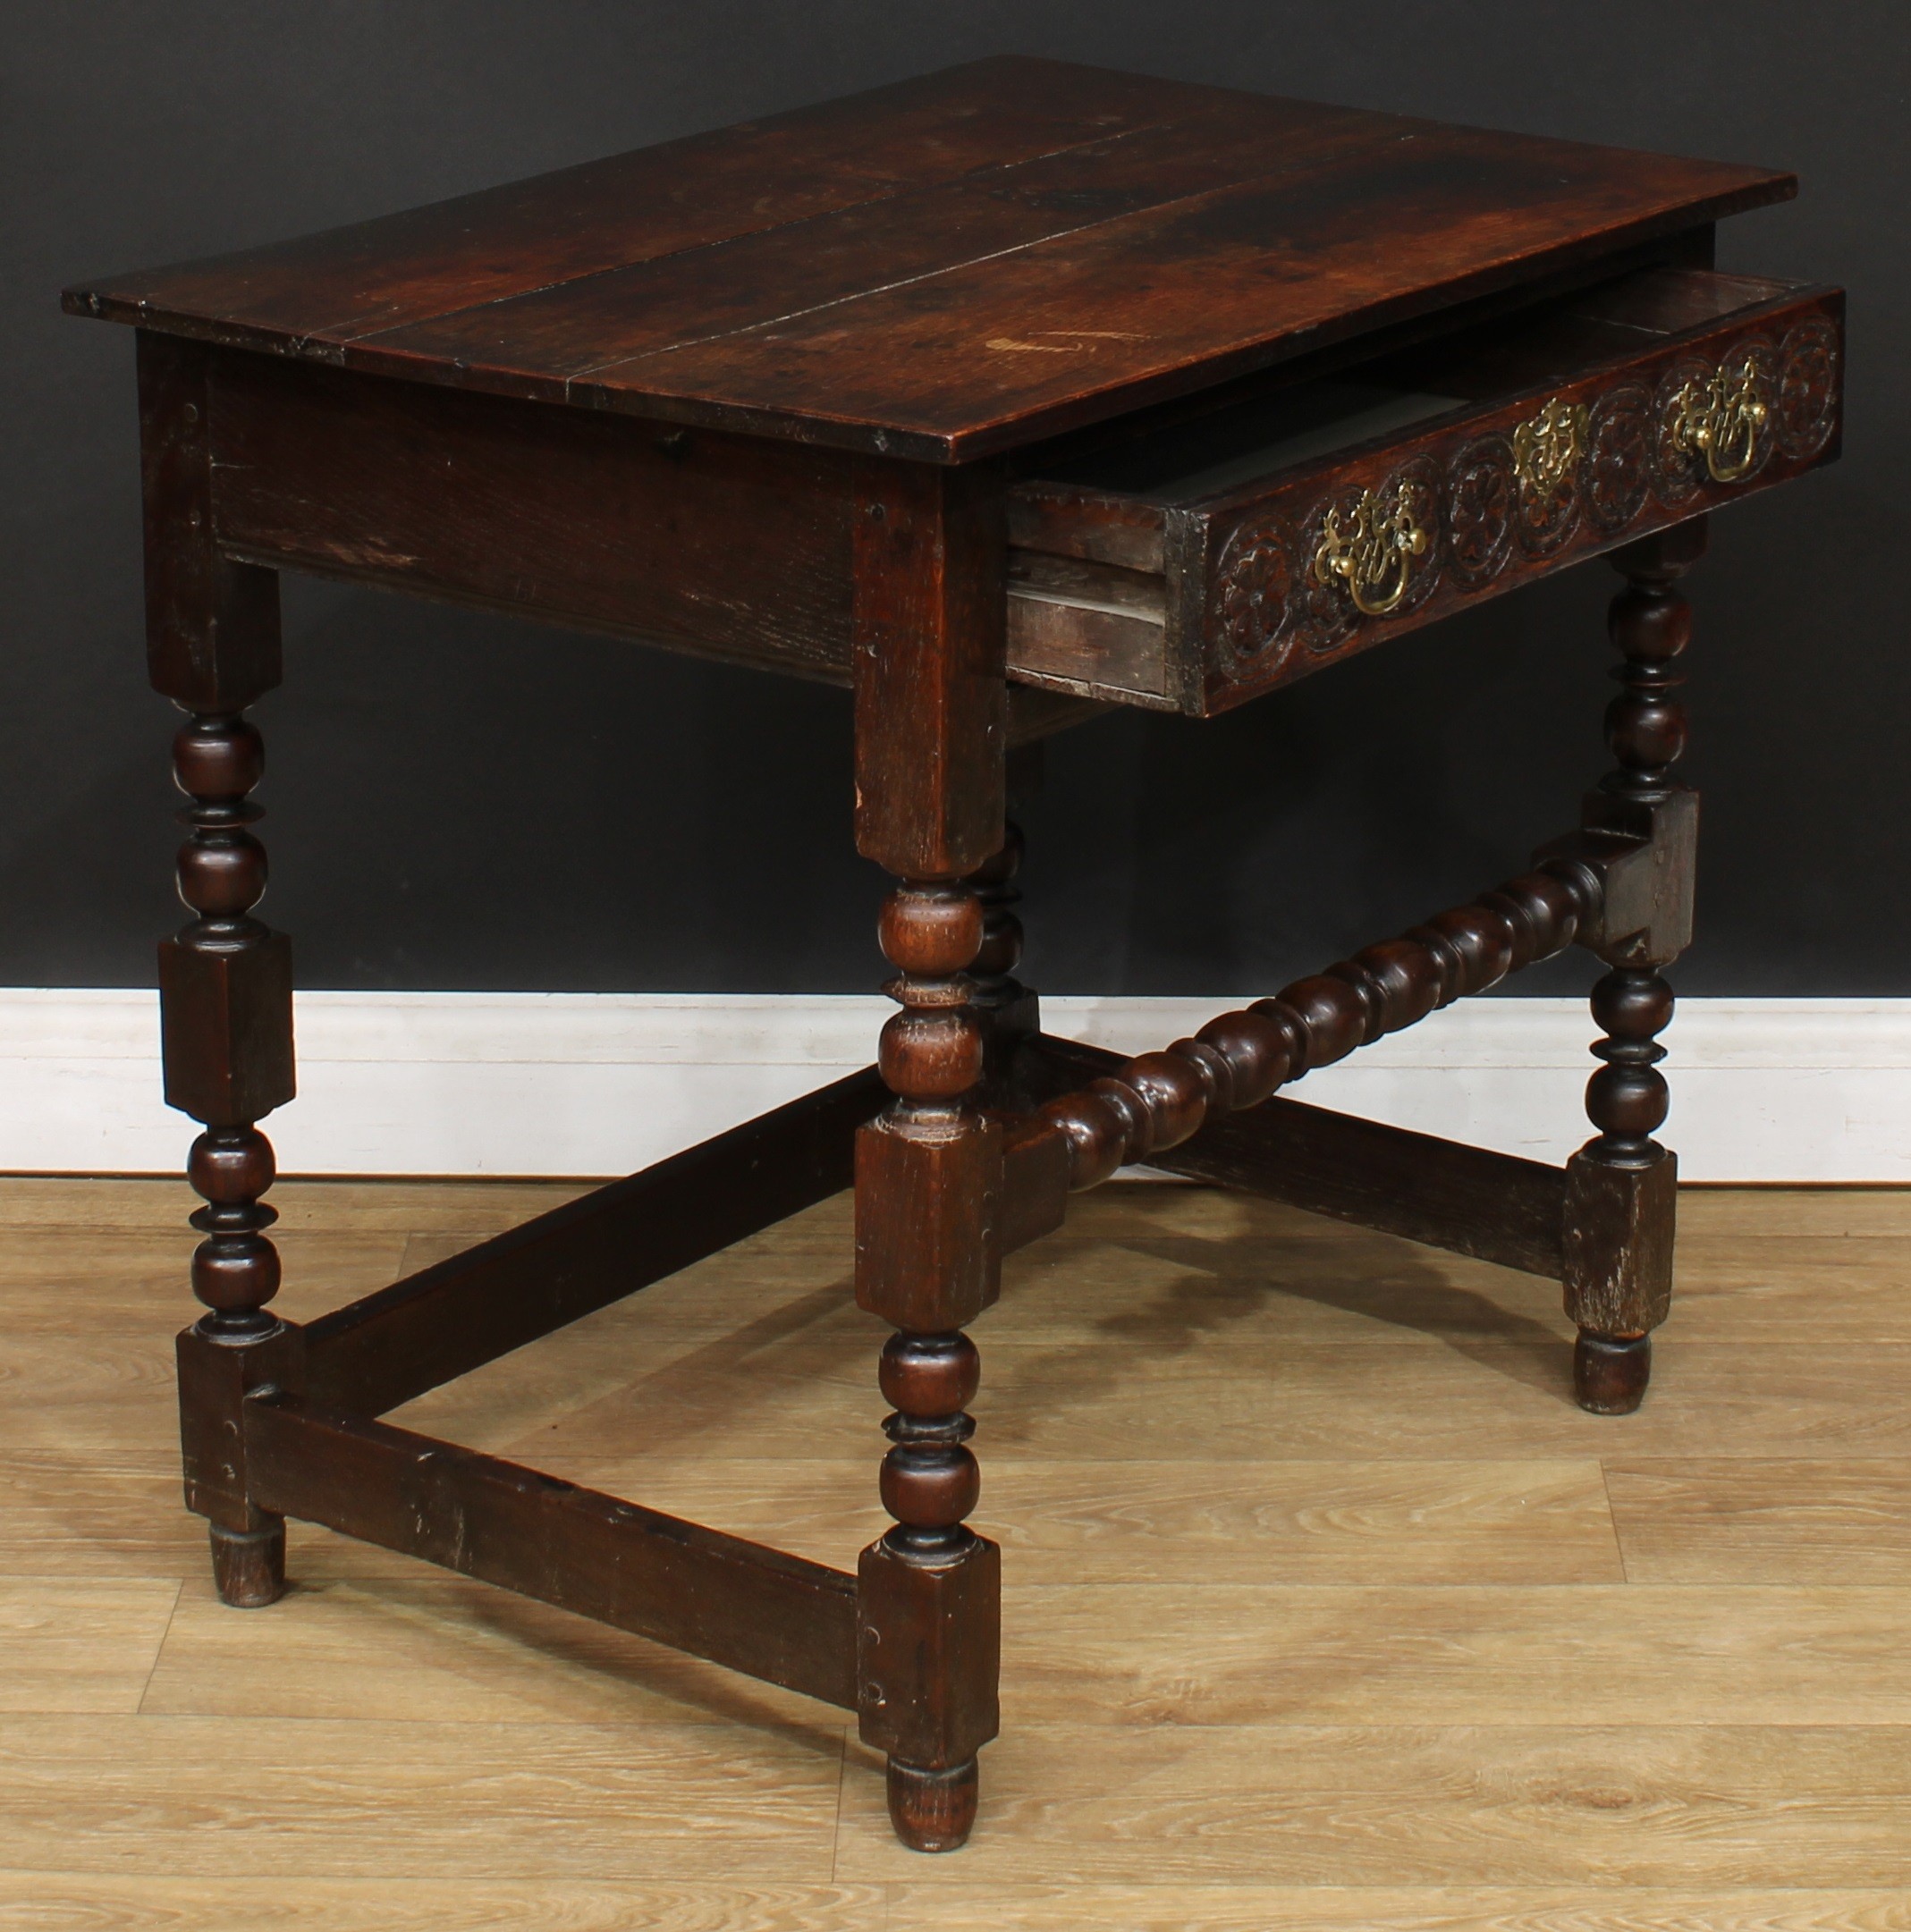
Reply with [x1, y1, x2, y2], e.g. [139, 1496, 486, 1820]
[858, 1533, 1001, 1852]
[1564, 1142, 1677, 1413]
[177, 1320, 303, 1604]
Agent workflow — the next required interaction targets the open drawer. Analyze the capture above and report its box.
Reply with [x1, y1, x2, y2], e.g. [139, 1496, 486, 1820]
[1004, 267, 1844, 716]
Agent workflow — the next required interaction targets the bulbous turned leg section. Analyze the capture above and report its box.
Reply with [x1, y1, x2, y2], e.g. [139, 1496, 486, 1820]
[1567, 968, 1677, 1417]
[1574, 1330, 1653, 1415]
[208, 1519, 286, 1607]
[187, 1125, 284, 1341]
[856, 877, 1002, 1853]
[858, 1319, 999, 1855]
[1560, 530, 1701, 1413]
[887, 1757, 980, 1852]
[164, 706, 299, 1591]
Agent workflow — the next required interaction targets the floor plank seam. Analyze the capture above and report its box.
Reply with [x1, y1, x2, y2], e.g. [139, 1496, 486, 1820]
[130, 1577, 183, 1717]
[1594, 1456, 1633, 1587]
[14, 1178, 1911, 1898]
[828, 1724, 852, 1887]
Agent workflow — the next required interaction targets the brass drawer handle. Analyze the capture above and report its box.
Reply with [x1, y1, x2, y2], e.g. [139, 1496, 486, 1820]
[1512, 395, 1588, 500]
[1312, 479, 1430, 617]
[1668, 352, 1771, 483]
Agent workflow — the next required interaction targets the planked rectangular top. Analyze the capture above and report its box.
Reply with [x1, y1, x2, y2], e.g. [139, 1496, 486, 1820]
[64, 57, 1795, 463]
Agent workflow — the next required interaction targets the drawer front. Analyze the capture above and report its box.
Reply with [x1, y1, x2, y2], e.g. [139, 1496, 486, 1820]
[1193, 288, 1841, 713]
[1007, 282, 1844, 715]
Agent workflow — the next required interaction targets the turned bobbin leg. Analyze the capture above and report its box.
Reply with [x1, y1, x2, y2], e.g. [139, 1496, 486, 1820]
[859, 884, 1000, 1850]
[140, 333, 300, 1601]
[1563, 519, 1704, 1414]
[851, 460, 1006, 1852]
[964, 784, 1039, 1107]
[165, 721, 299, 1613]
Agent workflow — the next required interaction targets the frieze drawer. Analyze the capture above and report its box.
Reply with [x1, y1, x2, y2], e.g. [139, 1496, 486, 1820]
[1004, 267, 1844, 716]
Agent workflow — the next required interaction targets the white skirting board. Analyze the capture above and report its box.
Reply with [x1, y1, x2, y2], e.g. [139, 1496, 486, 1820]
[1, 990, 1906, 1183]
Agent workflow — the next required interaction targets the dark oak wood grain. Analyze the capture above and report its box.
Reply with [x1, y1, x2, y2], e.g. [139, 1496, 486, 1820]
[67, 58, 1792, 460]
[1021, 857, 1596, 1194]
[850, 467, 1010, 1844]
[1005, 271, 1842, 713]
[72, 62, 1222, 349]
[140, 332, 303, 1604]
[302, 1067, 885, 1418]
[246, 1395, 860, 1709]
[138, 334, 283, 712]
[1556, 525, 1704, 1412]
[207, 349, 859, 685]
[155, 260, 1840, 716]
[69, 56, 1837, 1854]
[1026, 1033, 1568, 1279]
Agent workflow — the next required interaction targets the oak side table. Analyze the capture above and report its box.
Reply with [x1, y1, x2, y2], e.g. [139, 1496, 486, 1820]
[66, 57, 1843, 1852]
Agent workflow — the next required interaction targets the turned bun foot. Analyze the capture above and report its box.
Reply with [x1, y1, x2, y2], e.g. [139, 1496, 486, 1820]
[1574, 1330, 1653, 1414]
[886, 1758, 979, 1852]
[209, 1518, 286, 1607]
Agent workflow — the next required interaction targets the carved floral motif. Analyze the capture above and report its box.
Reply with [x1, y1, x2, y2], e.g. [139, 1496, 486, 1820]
[1210, 512, 1296, 671]
[1445, 434, 1515, 588]
[1775, 314, 1840, 460]
[1512, 400, 1585, 558]
[1585, 384, 1653, 533]
[1298, 456, 1441, 651]
[1653, 357, 1712, 507]
[1196, 302, 1838, 703]
[1656, 336, 1777, 502]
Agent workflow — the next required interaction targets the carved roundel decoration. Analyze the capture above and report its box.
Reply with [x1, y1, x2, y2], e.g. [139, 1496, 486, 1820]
[1293, 492, 1359, 655]
[1653, 354, 1715, 507]
[1210, 511, 1297, 674]
[1374, 452, 1443, 622]
[1514, 442, 1582, 560]
[1775, 315, 1840, 460]
[1725, 334, 1779, 483]
[1585, 383, 1653, 534]
[1655, 336, 1779, 505]
[1444, 434, 1515, 589]
[1298, 453, 1443, 654]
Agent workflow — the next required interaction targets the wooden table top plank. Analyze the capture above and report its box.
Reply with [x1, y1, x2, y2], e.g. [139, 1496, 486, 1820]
[553, 122, 1790, 459]
[341, 92, 1408, 409]
[64, 55, 1793, 457]
[63, 58, 1211, 346]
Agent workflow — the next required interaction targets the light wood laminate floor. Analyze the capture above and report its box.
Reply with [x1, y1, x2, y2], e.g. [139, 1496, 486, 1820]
[4, 1174, 1910, 1929]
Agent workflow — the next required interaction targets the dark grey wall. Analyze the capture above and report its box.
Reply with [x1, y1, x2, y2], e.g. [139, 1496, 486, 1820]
[9, 3, 1905, 998]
